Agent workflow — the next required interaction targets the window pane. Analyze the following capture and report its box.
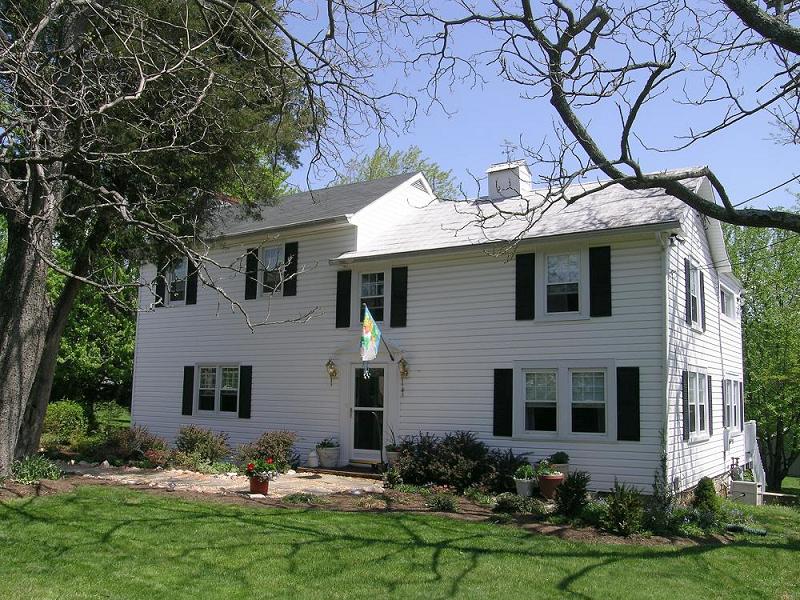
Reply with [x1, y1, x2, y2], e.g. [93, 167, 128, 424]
[572, 372, 605, 403]
[220, 391, 237, 412]
[361, 297, 384, 322]
[360, 273, 384, 321]
[699, 374, 706, 431]
[200, 367, 216, 390]
[571, 371, 605, 433]
[355, 369, 384, 408]
[572, 405, 605, 433]
[353, 410, 383, 450]
[221, 367, 239, 391]
[525, 371, 557, 432]
[169, 259, 187, 302]
[263, 247, 282, 292]
[547, 254, 580, 284]
[199, 390, 215, 411]
[526, 404, 557, 431]
[526, 372, 556, 401]
[547, 283, 579, 313]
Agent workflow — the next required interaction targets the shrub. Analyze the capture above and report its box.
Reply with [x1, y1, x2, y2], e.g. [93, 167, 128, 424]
[464, 486, 494, 507]
[580, 499, 609, 528]
[493, 493, 547, 516]
[102, 426, 167, 462]
[646, 464, 677, 535]
[605, 480, 644, 536]
[43, 401, 87, 444]
[427, 493, 459, 512]
[394, 431, 527, 493]
[143, 448, 170, 468]
[11, 455, 63, 484]
[692, 477, 720, 515]
[382, 466, 403, 488]
[175, 426, 231, 463]
[549, 451, 569, 464]
[169, 450, 203, 471]
[555, 471, 591, 518]
[236, 430, 298, 472]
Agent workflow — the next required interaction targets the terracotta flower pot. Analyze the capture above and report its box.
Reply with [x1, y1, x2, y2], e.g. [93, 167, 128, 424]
[538, 473, 564, 500]
[249, 477, 270, 495]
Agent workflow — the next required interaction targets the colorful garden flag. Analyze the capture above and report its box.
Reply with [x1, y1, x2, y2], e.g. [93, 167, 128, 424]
[360, 304, 381, 375]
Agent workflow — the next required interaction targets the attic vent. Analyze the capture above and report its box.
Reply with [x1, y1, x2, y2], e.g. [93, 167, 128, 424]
[411, 178, 427, 192]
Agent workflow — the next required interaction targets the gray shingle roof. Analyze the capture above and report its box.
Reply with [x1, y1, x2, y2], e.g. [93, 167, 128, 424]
[212, 172, 417, 237]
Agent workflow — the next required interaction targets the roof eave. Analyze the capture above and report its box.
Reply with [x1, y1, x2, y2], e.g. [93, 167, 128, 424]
[208, 214, 354, 242]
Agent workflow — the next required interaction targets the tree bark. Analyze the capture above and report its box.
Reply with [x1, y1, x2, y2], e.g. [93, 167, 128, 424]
[0, 203, 58, 475]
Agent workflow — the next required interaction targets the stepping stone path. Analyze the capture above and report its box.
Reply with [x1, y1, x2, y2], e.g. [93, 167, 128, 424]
[58, 461, 383, 498]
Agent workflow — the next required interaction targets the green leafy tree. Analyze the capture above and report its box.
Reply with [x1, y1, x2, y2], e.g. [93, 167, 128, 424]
[725, 215, 800, 491]
[335, 146, 459, 198]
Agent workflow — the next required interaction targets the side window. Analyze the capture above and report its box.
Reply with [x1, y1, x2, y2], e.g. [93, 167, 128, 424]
[688, 370, 709, 438]
[360, 272, 385, 321]
[546, 253, 580, 313]
[197, 366, 239, 414]
[262, 246, 283, 294]
[720, 287, 735, 318]
[168, 258, 188, 304]
[688, 265, 700, 325]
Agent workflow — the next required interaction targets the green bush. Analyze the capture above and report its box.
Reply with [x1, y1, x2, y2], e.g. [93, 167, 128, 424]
[143, 448, 170, 468]
[605, 480, 644, 536]
[555, 471, 591, 518]
[394, 431, 527, 493]
[175, 425, 231, 463]
[464, 486, 494, 507]
[579, 499, 609, 528]
[11, 455, 63, 484]
[101, 426, 167, 462]
[692, 477, 720, 515]
[493, 493, 547, 516]
[236, 430, 298, 472]
[43, 401, 87, 444]
[427, 493, 459, 512]
[382, 466, 403, 488]
[549, 451, 569, 464]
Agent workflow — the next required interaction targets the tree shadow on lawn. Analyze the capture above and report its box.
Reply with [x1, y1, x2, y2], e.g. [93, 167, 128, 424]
[2, 488, 798, 599]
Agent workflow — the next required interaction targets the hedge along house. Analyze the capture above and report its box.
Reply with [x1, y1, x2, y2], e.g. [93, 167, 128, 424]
[131, 161, 752, 492]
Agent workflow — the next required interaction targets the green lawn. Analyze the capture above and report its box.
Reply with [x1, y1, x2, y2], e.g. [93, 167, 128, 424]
[1, 486, 798, 600]
[782, 476, 800, 497]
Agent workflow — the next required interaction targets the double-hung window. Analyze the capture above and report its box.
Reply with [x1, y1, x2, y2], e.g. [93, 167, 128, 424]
[524, 371, 557, 432]
[360, 272, 385, 321]
[688, 263, 700, 325]
[720, 286, 735, 319]
[724, 378, 741, 430]
[262, 246, 283, 294]
[688, 370, 708, 438]
[571, 370, 606, 433]
[168, 258, 188, 304]
[546, 253, 580, 313]
[197, 366, 239, 414]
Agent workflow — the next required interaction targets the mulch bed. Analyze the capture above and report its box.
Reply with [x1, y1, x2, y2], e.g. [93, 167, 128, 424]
[0, 476, 727, 547]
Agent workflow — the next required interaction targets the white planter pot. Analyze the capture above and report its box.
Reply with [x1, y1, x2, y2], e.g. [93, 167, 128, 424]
[552, 463, 569, 478]
[514, 478, 535, 497]
[386, 451, 401, 466]
[307, 449, 319, 468]
[316, 447, 340, 468]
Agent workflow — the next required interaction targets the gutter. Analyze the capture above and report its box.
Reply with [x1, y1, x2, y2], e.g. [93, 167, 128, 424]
[329, 220, 682, 265]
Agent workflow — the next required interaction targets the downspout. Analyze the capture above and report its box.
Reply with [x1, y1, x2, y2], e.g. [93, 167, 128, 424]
[659, 231, 673, 490]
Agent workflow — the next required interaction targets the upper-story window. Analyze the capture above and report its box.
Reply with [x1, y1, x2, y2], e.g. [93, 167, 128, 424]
[688, 263, 700, 325]
[262, 246, 283, 294]
[360, 272, 384, 321]
[546, 253, 580, 313]
[720, 286, 735, 319]
[168, 258, 188, 304]
[688, 370, 708, 439]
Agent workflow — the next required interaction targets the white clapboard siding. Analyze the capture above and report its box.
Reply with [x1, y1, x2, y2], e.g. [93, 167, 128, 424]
[665, 184, 746, 490]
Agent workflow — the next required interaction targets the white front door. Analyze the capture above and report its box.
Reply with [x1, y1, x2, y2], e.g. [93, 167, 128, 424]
[350, 366, 385, 463]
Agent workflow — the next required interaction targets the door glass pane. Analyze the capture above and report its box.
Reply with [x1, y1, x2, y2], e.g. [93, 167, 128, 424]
[355, 369, 384, 407]
[354, 410, 383, 450]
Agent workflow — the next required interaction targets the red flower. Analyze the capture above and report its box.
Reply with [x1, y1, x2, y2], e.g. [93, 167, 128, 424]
[247, 463, 254, 471]
[267, 458, 273, 464]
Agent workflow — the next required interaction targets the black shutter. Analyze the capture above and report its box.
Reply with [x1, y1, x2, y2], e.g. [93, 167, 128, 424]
[182, 366, 194, 416]
[617, 367, 640, 441]
[154, 262, 166, 307]
[739, 381, 744, 432]
[684, 258, 692, 325]
[245, 248, 259, 300]
[239, 365, 252, 419]
[699, 270, 706, 331]
[515, 253, 535, 320]
[707, 375, 713, 436]
[390, 266, 408, 327]
[682, 370, 690, 441]
[589, 246, 612, 317]
[335, 270, 352, 328]
[493, 369, 513, 437]
[722, 379, 728, 428]
[186, 257, 198, 305]
[283, 242, 298, 297]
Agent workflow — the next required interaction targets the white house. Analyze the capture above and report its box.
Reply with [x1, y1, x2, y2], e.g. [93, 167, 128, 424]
[131, 161, 750, 492]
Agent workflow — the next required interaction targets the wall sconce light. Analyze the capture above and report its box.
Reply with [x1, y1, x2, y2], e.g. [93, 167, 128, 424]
[398, 357, 409, 395]
[325, 359, 337, 386]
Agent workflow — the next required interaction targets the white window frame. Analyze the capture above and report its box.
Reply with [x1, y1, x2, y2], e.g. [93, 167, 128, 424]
[719, 285, 736, 320]
[545, 251, 581, 315]
[354, 269, 390, 325]
[513, 359, 616, 440]
[570, 369, 608, 435]
[688, 260, 701, 328]
[166, 257, 188, 306]
[523, 369, 558, 434]
[261, 245, 284, 296]
[535, 247, 592, 321]
[195, 364, 240, 416]
[687, 368, 709, 441]
[723, 376, 742, 434]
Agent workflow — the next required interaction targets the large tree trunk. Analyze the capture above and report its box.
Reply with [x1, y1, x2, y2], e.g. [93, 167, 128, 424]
[0, 207, 57, 475]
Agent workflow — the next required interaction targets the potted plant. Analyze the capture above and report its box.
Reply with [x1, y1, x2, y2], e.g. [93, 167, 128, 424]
[513, 463, 536, 497]
[244, 457, 278, 494]
[549, 451, 570, 477]
[316, 437, 340, 468]
[385, 429, 401, 466]
[535, 460, 565, 500]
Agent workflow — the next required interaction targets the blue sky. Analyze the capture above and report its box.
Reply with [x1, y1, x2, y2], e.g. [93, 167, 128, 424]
[286, 9, 799, 211]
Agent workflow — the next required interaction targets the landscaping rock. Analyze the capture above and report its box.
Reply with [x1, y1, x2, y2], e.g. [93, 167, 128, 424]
[100, 460, 111, 468]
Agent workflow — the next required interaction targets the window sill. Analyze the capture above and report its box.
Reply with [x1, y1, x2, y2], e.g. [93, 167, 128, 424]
[688, 434, 710, 445]
[191, 411, 240, 419]
[689, 322, 704, 334]
[509, 433, 611, 443]
[539, 312, 591, 323]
